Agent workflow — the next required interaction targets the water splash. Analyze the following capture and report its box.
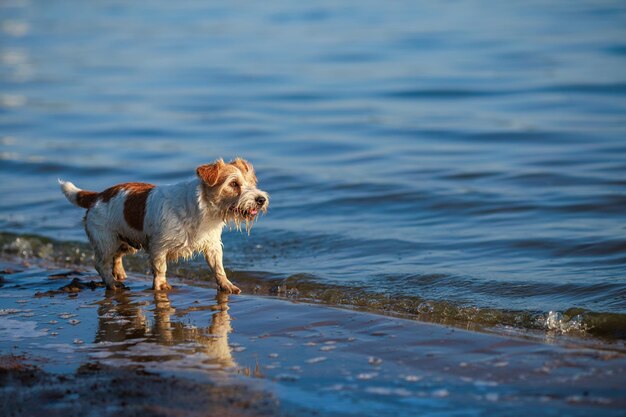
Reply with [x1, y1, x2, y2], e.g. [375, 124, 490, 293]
[542, 311, 587, 334]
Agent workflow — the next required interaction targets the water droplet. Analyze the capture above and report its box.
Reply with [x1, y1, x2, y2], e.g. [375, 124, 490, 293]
[545, 311, 563, 330]
[417, 302, 434, 314]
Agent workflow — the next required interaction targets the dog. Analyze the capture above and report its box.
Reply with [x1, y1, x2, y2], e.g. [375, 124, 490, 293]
[59, 158, 268, 294]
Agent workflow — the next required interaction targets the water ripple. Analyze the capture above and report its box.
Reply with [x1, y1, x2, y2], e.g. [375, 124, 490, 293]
[1, 0, 625, 340]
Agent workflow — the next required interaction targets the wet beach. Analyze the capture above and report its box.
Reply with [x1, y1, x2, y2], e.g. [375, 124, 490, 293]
[1, 254, 625, 416]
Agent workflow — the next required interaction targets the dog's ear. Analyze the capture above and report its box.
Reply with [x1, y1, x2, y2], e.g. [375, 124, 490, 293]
[196, 159, 225, 186]
[230, 157, 257, 184]
[230, 157, 253, 173]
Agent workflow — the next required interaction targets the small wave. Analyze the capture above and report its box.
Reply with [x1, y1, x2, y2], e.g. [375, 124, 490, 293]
[539, 82, 626, 95]
[382, 88, 507, 99]
[260, 91, 330, 103]
[540, 311, 587, 333]
[0, 157, 130, 176]
[2, 231, 625, 342]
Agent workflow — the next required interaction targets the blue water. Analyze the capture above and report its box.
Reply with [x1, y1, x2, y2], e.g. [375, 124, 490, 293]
[1, 1, 625, 333]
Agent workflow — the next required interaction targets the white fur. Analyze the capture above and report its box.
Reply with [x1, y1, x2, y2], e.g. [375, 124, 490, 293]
[58, 179, 81, 205]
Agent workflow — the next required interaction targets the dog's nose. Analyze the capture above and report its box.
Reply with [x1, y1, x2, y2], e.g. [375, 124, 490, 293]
[255, 196, 266, 206]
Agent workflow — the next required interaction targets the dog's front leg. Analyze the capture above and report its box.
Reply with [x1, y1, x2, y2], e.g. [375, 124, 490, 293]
[204, 244, 241, 294]
[151, 251, 172, 291]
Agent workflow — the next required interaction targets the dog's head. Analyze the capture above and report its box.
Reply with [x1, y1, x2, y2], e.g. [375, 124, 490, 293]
[196, 158, 269, 231]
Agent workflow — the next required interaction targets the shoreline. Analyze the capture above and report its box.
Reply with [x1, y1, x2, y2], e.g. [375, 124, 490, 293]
[1, 258, 625, 416]
[2, 231, 625, 344]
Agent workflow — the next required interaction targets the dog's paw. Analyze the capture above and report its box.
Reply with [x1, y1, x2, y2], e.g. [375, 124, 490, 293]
[218, 281, 241, 295]
[113, 272, 127, 282]
[153, 281, 172, 291]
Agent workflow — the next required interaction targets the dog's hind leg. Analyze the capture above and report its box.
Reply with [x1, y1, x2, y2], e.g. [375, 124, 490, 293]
[113, 243, 137, 282]
[94, 248, 124, 290]
[112, 252, 126, 282]
[88, 226, 124, 290]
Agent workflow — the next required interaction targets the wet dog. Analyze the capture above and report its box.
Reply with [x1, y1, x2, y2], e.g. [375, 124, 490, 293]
[59, 158, 268, 293]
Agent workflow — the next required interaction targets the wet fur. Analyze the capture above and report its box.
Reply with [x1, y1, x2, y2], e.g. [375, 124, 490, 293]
[59, 158, 268, 293]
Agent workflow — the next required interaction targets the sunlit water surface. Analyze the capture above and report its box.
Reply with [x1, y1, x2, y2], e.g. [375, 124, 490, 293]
[1, 0, 625, 338]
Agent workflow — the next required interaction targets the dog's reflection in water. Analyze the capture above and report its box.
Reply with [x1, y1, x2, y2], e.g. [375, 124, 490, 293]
[96, 291, 148, 344]
[154, 291, 235, 368]
[96, 291, 234, 368]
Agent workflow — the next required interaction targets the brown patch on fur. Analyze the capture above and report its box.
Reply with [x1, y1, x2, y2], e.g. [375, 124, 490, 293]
[121, 183, 155, 231]
[75, 182, 154, 211]
[196, 160, 225, 186]
[230, 158, 257, 185]
[99, 184, 128, 202]
[76, 191, 99, 208]
[197, 158, 257, 189]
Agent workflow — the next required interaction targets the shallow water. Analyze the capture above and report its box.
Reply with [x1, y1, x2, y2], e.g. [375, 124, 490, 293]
[1, 262, 625, 416]
[1, 1, 626, 339]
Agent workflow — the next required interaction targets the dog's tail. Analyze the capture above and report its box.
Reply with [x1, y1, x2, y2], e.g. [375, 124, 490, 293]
[58, 179, 98, 209]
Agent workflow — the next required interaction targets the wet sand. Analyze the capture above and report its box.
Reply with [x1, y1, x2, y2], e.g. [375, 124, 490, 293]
[1, 259, 625, 417]
[1, 359, 279, 417]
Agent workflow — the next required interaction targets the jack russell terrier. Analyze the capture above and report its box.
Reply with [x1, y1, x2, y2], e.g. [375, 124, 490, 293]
[59, 158, 268, 293]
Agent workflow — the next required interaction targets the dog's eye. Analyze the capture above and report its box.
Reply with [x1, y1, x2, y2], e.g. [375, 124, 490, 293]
[230, 181, 239, 188]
